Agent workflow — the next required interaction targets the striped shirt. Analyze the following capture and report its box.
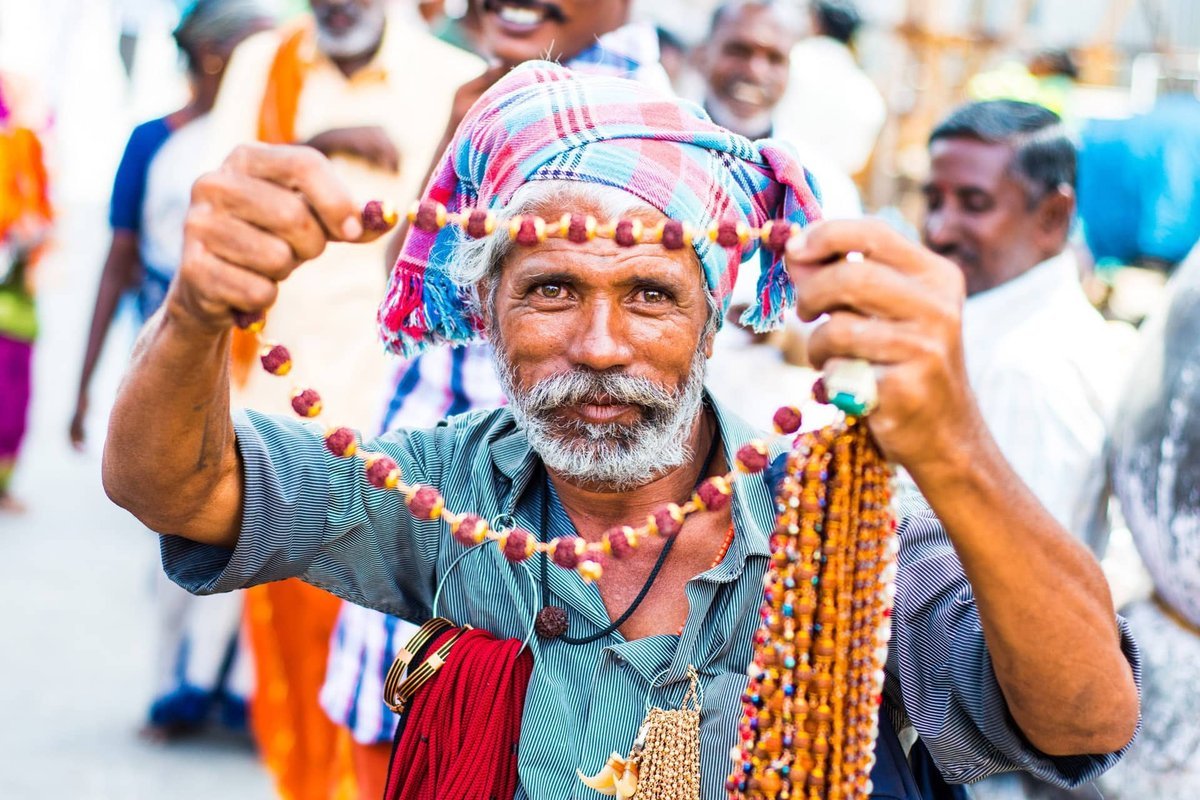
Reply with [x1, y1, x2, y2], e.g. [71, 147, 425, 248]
[162, 397, 1139, 798]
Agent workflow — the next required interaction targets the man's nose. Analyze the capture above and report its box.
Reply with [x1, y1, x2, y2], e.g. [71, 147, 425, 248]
[565, 301, 634, 372]
[923, 210, 957, 249]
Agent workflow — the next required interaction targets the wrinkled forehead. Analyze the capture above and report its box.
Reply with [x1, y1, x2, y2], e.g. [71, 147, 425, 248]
[493, 180, 705, 276]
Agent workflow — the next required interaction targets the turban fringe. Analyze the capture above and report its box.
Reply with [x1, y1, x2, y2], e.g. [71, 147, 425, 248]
[379, 62, 823, 358]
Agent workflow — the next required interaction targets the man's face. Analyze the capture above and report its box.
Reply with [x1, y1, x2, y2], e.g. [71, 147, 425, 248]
[473, 0, 630, 66]
[310, 0, 385, 60]
[922, 137, 1053, 296]
[487, 202, 713, 489]
[703, 5, 794, 135]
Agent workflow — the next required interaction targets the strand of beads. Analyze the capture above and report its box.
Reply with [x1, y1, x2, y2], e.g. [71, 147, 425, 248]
[398, 199, 805, 254]
[229, 200, 807, 583]
[728, 417, 896, 800]
[321, 425, 774, 583]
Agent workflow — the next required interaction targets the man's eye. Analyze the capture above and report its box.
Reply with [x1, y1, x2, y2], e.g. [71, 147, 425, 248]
[536, 284, 564, 299]
[638, 288, 669, 304]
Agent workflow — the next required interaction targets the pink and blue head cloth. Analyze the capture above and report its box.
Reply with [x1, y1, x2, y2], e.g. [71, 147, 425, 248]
[378, 61, 823, 358]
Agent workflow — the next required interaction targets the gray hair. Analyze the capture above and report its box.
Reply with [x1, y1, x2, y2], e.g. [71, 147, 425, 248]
[449, 180, 721, 338]
[174, 0, 273, 67]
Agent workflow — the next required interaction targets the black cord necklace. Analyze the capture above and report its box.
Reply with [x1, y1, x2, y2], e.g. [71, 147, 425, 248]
[534, 415, 723, 644]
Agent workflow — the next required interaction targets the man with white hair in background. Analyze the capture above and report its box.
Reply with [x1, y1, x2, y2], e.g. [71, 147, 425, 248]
[202, 2, 483, 796]
[695, 0, 858, 424]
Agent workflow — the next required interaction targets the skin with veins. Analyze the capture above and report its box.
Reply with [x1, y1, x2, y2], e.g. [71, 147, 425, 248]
[921, 137, 1074, 296]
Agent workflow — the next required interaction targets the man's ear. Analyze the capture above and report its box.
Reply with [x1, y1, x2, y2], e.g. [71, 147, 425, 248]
[1036, 185, 1076, 245]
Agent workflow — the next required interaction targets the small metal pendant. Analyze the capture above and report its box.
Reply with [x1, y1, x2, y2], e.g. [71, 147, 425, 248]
[535, 605, 569, 640]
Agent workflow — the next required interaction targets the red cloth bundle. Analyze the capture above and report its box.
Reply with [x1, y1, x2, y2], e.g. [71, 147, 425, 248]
[384, 627, 534, 800]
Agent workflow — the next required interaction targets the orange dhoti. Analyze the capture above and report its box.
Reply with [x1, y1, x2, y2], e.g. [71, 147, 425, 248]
[246, 579, 357, 800]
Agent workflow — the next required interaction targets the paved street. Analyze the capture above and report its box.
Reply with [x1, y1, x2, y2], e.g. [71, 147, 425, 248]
[0, 204, 273, 800]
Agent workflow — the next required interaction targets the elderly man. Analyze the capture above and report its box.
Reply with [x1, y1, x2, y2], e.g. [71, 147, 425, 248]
[922, 100, 1135, 552]
[105, 65, 1138, 797]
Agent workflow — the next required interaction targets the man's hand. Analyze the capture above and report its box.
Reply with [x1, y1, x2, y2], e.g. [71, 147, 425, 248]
[785, 219, 982, 478]
[787, 219, 1139, 757]
[103, 143, 386, 546]
[69, 393, 88, 450]
[305, 126, 401, 173]
[171, 143, 383, 336]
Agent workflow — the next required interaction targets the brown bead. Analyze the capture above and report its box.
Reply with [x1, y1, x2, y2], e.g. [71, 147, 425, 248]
[551, 536, 585, 569]
[361, 200, 396, 233]
[614, 218, 643, 247]
[716, 219, 744, 248]
[661, 219, 686, 249]
[736, 441, 770, 474]
[413, 200, 445, 232]
[773, 405, 803, 435]
[604, 526, 638, 559]
[323, 427, 357, 458]
[695, 476, 733, 512]
[290, 388, 322, 418]
[648, 503, 685, 537]
[365, 455, 401, 490]
[451, 513, 487, 546]
[260, 344, 292, 376]
[405, 485, 444, 520]
[535, 605, 569, 639]
[466, 209, 494, 238]
[812, 376, 829, 405]
[232, 310, 265, 333]
[566, 213, 594, 243]
[513, 216, 544, 246]
[765, 219, 794, 253]
[501, 527, 534, 563]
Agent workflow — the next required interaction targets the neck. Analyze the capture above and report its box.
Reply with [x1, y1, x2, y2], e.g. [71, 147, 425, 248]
[546, 408, 720, 537]
[189, 75, 222, 116]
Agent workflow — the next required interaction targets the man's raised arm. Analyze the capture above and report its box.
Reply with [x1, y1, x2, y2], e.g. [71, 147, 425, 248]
[102, 144, 385, 547]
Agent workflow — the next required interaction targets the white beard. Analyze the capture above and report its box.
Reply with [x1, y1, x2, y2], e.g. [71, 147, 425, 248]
[495, 343, 709, 491]
[316, 7, 386, 60]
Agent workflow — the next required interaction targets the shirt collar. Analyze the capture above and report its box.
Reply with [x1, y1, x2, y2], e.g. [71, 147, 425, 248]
[962, 251, 1079, 347]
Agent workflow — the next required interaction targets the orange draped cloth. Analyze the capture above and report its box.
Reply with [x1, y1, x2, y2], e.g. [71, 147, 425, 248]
[240, 21, 357, 800]
[246, 580, 355, 800]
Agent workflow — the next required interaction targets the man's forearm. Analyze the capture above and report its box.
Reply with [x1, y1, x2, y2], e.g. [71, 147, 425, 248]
[102, 296, 242, 547]
[909, 429, 1139, 756]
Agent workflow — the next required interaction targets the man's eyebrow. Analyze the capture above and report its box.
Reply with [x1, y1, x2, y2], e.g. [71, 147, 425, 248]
[512, 269, 578, 286]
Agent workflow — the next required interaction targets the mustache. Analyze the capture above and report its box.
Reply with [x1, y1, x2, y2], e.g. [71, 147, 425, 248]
[522, 369, 677, 416]
[481, 0, 568, 23]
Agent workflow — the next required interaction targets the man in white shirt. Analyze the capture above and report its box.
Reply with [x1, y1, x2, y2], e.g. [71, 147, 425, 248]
[776, 0, 885, 176]
[922, 99, 1133, 555]
[924, 98, 1138, 800]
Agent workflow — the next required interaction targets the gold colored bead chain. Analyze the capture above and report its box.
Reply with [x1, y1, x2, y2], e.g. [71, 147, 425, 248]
[729, 418, 896, 800]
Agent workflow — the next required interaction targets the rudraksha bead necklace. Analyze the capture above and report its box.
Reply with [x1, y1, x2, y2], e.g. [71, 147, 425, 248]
[232, 200, 809, 584]
[234, 201, 899, 800]
[727, 419, 896, 800]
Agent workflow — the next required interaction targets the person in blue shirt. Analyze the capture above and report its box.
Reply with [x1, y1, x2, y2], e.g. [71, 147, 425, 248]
[71, 0, 272, 740]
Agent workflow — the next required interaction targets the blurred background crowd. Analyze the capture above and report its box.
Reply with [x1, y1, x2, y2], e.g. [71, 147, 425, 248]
[1, 0, 1198, 798]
